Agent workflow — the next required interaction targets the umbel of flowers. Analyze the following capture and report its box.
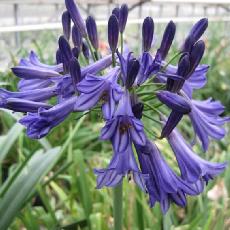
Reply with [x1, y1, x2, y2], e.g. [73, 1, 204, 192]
[0, 0, 229, 214]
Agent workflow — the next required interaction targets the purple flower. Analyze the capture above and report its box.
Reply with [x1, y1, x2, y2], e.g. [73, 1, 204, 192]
[86, 16, 99, 50]
[112, 7, 120, 19]
[0, 98, 52, 113]
[0, 86, 57, 102]
[116, 50, 140, 87]
[75, 67, 123, 119]
[156, 90, 191, 138]
[189, 98, 230, 152]
[82, 41, 90, 60]
[65, 0, 87, 37]
[108, 15, 119, 52]
[100, 91, 146, 152]
[94, 142, 148, 191]
[142, 17, 154, 52]
[20, 96, 77, 139]
[62, 11, 71, 40]
[167, 128, 227, 184]
[12, 66, 61, 80]
[136, 140, 201, 214]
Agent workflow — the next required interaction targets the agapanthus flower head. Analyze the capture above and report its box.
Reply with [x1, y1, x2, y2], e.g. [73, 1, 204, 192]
[1, 2, 228, 215]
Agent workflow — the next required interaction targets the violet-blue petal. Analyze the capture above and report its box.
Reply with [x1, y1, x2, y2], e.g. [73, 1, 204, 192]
[157, 90, 191, 113]
[69, 57, 81, 89]
[136, 140, 200, 213]
[82, 41, 90, 60]
[168, 128, 227, 183]
[12, 66, 61, 79]
[94, 143, 147, 191]
[189, 99, 230, 151]
[20, 96, 77, 139]
[2, 98, 52, 113]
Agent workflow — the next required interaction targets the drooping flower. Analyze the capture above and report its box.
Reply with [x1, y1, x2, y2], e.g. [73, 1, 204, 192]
[156, 90, 191, 138]
[136, 140, 201, 214]
[167, 128, 227, 184]
[189, 98, 230, 151]
[75, 67, 123, 119]
[100, 90, 146, 152]
[20, 96, 78, 139]
[94, 141, 148, 191]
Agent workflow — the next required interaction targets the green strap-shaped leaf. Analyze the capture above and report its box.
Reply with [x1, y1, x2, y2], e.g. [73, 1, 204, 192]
[0, 147, 61, 229]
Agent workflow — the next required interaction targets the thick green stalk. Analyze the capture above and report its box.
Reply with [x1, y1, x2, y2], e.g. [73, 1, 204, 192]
[113, 183, 123, 230]
[85, 36, 96, 61]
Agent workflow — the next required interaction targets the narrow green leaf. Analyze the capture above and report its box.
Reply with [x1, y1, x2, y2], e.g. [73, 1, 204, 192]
[0, 147, 61, 229]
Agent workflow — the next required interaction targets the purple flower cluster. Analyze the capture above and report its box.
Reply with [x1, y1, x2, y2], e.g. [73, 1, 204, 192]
[1, 0, 229, 213]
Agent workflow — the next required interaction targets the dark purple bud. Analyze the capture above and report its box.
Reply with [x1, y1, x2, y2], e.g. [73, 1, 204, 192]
[161, 111, 183, 138]
[86, 16, 99, 50]
[108, 15, 119, 52]
[156, 90, 191, 114]
[58, 35, 73, 62]
[182, 18, 208, 52]
[112, 7, 120, 19]
[62, 11, 71, 40]
[119, 4, 128, 33]
[187, 40, 205, 78]
[126, 58, 140, 89]
[168, 54, 190, 92]
[142, 17, 154, 52]
[69, 58, 81, 90]
[82, 41, 90, 60]
[72, 25, 82, 49]
[158, 21, 176, 60]
[56, 49, 63, 64]
[132, 102, 144, 119]
[72, 47, 80, 58]
[65, 0, 87, 37]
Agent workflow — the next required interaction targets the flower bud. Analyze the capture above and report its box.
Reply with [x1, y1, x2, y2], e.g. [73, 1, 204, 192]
[142, 17, 154, 52]
[108, 15, 119, 52]
[86, 16, 99, 50]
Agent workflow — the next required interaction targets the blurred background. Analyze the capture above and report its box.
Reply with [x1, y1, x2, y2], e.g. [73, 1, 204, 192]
[0, 0, 230, 229]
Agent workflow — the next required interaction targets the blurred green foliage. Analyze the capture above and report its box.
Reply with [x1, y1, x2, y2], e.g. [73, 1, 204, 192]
[0, 22, 229, 230]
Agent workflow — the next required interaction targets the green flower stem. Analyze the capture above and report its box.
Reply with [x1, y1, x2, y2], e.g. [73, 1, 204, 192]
[85, 36, 96, 61]
[113, 182, 123, 230]
[112, 52, 116, 67]
[120, 33, 124, 54]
